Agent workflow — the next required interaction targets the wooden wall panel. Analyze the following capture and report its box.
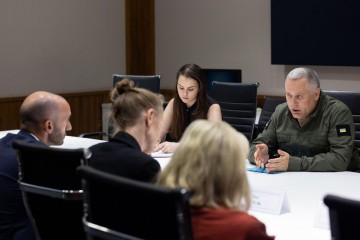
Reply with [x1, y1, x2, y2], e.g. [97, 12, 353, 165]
[0, 91, 110, 137]
[125, 0, 155, 75]
[63, 91, 111, 136]
[0, 91, 283, 139]
[0, 97, 24, 130]
[158, 89, 280, 109]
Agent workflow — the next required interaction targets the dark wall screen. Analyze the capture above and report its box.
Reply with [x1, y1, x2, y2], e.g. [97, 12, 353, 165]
[271, 0, 360, 67]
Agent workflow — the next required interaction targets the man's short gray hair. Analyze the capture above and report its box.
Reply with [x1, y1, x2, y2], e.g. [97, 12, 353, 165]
[286, 67, 320, 89]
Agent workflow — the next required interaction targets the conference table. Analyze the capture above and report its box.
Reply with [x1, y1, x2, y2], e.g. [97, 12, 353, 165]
[247, 168, 360, 240]
[153, 155, 360, 240]
[0, 129, 106, 149]
[2, 130, 360, 240]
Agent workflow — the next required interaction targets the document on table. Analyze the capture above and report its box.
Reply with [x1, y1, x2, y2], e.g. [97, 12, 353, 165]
[151, 151, 172, 169]
[150, 151, 173, 158]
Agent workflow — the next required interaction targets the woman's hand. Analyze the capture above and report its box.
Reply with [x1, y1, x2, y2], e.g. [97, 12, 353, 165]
[154, 141, 179, 153]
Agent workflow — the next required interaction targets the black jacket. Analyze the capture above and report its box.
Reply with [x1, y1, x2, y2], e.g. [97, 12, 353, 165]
[89, 131, 160, 182]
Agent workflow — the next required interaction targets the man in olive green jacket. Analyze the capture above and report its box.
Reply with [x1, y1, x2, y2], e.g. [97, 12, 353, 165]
[249, 67, 360, 172]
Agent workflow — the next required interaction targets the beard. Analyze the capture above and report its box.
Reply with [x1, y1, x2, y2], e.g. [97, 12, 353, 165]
[48, 125, 66, 145]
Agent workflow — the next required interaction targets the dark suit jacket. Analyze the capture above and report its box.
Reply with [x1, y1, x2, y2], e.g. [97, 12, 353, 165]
[89, 131, 160, 182]
[0, 130, 41, 240]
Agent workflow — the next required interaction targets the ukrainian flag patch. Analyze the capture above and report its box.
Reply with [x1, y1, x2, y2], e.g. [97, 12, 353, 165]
[336, 124, 351, 137]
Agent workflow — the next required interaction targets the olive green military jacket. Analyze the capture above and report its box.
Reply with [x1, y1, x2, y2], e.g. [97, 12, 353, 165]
[249, 92, 360, 171]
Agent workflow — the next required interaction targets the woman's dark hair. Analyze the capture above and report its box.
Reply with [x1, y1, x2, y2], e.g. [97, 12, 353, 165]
[169, 63, 209, 140]
[110, 79, 163, 133]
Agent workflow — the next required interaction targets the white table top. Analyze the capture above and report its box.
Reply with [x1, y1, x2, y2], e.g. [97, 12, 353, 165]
[154, 157, 360, 240]
[246, 168, 343, 239]
[0, 129, 19, 138]
[3, 129, 359, 240]
[0, 129, 105, 149]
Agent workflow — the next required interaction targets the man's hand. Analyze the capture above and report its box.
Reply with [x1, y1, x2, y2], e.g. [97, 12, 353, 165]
[254, 143, 269, 168]
[265, 149, 289, 172]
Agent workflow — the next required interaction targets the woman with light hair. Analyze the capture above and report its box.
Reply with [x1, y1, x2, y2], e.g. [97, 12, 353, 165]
[89, 79, 164, 182]
[157, 120, 274, 240]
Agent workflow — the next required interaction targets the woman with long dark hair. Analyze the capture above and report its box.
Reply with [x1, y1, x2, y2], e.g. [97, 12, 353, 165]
[155, 63, 222, 153]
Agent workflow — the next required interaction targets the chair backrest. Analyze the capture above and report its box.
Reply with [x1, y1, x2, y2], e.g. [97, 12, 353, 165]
[77, 165, 193, 240]
[107, 74, 161, 137]
[323, 90, 360, 155]
[12, 139, 90, 240]
[210, 82, 258, 142]
[78, 131, 108, 139]
[324, 194, 360, 240]
[112, 74, 161, 93]
[257, 96, 286, 136]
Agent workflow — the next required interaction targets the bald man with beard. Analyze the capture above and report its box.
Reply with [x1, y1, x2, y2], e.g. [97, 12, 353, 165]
[0, 91, 72, 240]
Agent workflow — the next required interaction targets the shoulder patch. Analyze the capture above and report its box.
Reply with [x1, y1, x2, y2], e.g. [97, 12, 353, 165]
[336, 125, 351, 137]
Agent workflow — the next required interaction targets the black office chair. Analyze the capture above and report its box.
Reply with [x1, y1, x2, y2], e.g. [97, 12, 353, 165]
[112, 74, 161, 93]
[79, 74, 161, 139]
[324, 194, 360, 240]
[109, 74, 162, 137]
[323, 90, 360, 156]
[210, 82, 258, 142]
[77, 165, 193, 240]
[78, 132, 108, 139]
[256, 96, 286, 136]
[12, 140, 91, 240]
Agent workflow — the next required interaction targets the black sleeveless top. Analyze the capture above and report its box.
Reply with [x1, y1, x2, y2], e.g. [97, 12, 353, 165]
[166, 96, 217, 142]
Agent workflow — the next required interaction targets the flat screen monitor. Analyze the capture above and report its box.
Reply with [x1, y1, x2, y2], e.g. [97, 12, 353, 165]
[271, 0, 360, 66]
[203, 69, 242, 96]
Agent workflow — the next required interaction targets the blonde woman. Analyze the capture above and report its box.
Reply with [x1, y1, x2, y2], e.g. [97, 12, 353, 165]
[89, 79, 163, 182]
[157, 120, 274, 240]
